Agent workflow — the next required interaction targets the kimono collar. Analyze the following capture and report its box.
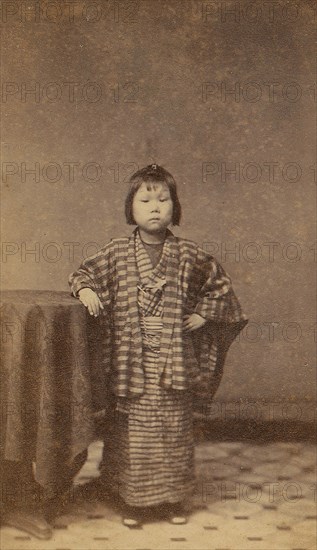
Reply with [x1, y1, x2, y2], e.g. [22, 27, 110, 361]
[135, 228, 169, 287]
[126, 227, 181, 376]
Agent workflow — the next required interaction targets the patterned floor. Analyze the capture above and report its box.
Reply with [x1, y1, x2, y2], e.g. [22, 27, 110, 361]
[1, 439, 316, 550]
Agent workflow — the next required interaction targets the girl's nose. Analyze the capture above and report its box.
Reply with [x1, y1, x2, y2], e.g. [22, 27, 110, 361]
[151, 202, 160, 212]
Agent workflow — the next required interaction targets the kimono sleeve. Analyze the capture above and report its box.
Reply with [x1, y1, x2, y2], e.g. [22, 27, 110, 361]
[193, 247, 248, 351]
[190, 247, 248, 413]
[69, 244, 116, 419]
[68, 242, 114, 306]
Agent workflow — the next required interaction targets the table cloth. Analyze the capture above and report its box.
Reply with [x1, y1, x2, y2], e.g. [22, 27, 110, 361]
[0, 290, 110, 495]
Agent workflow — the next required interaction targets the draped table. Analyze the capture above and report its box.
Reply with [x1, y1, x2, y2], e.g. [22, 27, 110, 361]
[0, 290, 111, 498]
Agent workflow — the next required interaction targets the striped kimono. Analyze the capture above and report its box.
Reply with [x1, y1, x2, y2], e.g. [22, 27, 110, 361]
[69, 228, 247, 506]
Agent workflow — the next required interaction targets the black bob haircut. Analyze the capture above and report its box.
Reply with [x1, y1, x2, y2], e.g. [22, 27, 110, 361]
[125, 164, 181, 225]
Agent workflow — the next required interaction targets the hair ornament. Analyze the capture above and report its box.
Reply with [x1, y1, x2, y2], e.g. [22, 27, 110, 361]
[151, 164, 158, 170]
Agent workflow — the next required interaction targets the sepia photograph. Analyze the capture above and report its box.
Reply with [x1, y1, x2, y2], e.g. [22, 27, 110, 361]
[0, 1, 316, 549]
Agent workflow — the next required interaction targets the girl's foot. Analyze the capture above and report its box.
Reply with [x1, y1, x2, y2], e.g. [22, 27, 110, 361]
[122, 505, 142, 528]
[167, 502, 187, 525]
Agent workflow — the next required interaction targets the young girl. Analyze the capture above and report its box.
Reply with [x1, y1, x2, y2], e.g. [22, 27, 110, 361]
[69, 164, 247, 527]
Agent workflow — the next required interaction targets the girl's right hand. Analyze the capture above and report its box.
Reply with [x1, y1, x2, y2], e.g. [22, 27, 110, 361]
[78, 288, 104, 317]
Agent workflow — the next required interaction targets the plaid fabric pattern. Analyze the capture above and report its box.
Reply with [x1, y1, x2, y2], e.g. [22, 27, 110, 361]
[135, 231, 166, 318]
[101, 346, 195, 507]
[69, 228, 247, 399]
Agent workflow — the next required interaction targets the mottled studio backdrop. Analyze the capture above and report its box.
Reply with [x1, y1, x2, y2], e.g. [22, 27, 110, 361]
[1, 0, 316, 413]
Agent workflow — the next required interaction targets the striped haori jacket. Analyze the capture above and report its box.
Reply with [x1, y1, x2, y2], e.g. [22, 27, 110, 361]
[69, 228, 248, 405]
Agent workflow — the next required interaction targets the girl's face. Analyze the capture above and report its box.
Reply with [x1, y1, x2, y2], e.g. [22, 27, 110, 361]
[132, 182, 173, 235]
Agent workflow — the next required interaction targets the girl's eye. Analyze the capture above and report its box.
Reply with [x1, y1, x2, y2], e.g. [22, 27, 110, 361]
[160, 198, 168, 202]
[141, 199, 149, 203]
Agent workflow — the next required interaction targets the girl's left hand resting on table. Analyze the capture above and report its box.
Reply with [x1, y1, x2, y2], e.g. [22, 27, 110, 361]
[183, 313, 206, 332]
